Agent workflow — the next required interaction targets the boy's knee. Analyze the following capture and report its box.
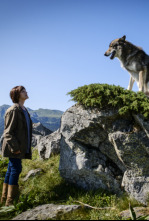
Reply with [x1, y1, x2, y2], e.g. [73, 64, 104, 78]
[11, 167, 22, 175]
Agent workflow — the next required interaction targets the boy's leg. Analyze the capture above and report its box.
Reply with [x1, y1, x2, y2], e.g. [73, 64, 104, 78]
[6, 158, 22, 206]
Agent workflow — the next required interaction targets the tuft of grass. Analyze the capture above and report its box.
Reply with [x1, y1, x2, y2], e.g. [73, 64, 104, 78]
[67, 84, 149, 118]
[0, 157, 9, 183]
[116, 193, 143, 212]
[0, 150, 145, 220]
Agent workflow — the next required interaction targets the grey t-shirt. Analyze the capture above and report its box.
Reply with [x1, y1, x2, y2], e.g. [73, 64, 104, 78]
[22, 109, 31, 153]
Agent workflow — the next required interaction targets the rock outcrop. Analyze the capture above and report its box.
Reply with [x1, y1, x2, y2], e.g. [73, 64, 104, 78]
[37, 103, 149, 205]
[56, 104, 149, 205]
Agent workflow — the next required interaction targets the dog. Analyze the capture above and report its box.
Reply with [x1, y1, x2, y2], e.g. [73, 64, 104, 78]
[104, 35, 149, 95]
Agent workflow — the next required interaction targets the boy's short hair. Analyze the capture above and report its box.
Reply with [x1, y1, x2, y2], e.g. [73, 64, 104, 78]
[10, 86, 25, 103]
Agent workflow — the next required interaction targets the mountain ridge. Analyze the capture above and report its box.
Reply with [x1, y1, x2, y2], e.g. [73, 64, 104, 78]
[0, 105, 63, 136]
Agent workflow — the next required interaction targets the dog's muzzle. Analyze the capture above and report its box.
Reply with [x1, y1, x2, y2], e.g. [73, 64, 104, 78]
[104, 51, 116, 60]
[104, 53, 109, 57]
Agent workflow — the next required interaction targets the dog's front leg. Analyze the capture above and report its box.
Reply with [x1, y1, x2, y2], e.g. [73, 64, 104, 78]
[128, 76, 135, 90]
[139, 70, 144, 92]
[143, 66, 148, 94]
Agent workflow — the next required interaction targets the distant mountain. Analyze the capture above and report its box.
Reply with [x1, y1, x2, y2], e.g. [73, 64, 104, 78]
[0, 105, 10, 137]
[29, 108, 63, 132]
[0, 105, 63, 137]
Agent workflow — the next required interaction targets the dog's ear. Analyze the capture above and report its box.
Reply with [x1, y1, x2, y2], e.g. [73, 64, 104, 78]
[119, 35, 126, 42]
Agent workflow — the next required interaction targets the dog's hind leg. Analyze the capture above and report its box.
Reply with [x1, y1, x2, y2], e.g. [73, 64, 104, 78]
[143, 66, 148, 94]
[128, 76, 135, 90]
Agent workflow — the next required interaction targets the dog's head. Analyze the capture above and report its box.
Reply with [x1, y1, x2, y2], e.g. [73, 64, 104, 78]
[104, 35, 126, 60]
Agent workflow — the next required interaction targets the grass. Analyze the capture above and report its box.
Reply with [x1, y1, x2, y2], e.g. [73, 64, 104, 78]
[0, 150, 144, 220]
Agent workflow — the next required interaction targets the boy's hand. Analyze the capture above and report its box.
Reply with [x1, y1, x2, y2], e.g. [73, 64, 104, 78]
[14, 151, 21, 154]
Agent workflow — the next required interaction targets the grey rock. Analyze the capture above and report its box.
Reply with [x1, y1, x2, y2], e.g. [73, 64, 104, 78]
[56, 104, 149, 205]
[38, 129, 61, 159]
[22, 169, 43, 182]
[12, 204, 81, 220]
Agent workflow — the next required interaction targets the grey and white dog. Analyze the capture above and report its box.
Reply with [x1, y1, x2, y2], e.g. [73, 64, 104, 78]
[104, 35, 149, 95]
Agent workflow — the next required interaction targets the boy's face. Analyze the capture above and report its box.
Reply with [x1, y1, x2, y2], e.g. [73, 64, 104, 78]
[19, 89, 29, 101]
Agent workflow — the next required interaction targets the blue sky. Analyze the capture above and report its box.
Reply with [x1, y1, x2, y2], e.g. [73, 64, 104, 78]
[0, 0, 149, 111]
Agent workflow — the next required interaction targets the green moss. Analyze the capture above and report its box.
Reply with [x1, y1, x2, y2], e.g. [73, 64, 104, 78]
[67, 84, 149, 118]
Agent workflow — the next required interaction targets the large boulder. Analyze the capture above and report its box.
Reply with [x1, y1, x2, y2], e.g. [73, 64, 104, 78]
[58, 104, 149, 205]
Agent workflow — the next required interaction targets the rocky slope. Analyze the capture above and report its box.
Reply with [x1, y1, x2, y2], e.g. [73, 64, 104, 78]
[39, 103, 149, 205]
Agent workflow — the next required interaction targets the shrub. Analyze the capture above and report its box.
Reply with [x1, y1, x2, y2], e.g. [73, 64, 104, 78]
[68, 84, 149, 118]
